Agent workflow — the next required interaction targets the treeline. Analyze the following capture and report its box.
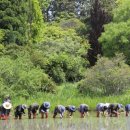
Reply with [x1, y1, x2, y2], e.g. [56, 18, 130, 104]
[0, 0, 130, 99]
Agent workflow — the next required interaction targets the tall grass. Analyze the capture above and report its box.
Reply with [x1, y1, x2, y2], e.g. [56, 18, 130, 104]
[10, 83, 130, 112]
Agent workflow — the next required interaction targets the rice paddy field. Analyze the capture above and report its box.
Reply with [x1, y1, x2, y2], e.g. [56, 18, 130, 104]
[0, 116, 130, 130]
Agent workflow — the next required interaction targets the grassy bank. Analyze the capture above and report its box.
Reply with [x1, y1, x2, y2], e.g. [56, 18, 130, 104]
[8, 83, 130, 111]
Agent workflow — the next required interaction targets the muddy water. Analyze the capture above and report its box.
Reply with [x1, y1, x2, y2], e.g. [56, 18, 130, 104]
[0, 117, 130, 130]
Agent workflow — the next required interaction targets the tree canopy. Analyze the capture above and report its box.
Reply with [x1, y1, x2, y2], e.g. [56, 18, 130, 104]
[99, 0, 130, 64]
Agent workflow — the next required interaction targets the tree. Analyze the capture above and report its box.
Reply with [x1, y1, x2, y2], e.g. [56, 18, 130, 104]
[40, 0, 93, 21]
[0, 0, 28, 45]
[0, 0, 44, 45]
[99, 0, 130, 64]
[32, 22, 89, 83]
[87, 0, 112, 66]
[28, 0, 44, 43]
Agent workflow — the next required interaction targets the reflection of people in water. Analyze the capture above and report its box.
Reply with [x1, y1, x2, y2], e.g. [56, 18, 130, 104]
[78, 104, 89, 118]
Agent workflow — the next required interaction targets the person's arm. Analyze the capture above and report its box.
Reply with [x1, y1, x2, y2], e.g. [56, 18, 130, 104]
[70, 112, 73, 116]
[22, 108, 25, 114]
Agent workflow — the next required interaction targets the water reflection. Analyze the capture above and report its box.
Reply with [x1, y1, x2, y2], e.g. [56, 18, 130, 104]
[0, 117, 130, 130]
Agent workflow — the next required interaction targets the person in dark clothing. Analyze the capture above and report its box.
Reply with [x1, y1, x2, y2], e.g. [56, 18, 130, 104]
[0, 102, 12, 120]
[39, 102, 50, 118]
[0, 95, 12, 120]
[78, 104, 89, 118]
[65, 105, 76, 117]
[53, 105, 65, 118]
[108, 103, 123, 117]
[125, 104, 130, 116]
[96, 103, 109, 117]
[14, 104, 27, 119]
[0, 105, 2, 119]
[28, 103, 39, 119]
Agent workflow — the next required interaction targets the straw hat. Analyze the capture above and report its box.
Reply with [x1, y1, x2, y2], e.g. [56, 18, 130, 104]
[2, 102, 12, 109]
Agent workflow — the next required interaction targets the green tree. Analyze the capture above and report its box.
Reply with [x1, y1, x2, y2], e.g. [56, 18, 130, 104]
[0, 0, 44, 45]
[99, 0, 130, 64]
[31, 21, 89, 83]
[28, 0, 44, 43]
[0, 0, 28, 45]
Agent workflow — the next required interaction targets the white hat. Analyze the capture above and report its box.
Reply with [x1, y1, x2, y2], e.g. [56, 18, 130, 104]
[2, 102, 12, 109]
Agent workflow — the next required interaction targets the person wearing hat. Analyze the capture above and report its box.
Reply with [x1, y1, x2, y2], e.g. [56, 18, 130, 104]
[125, 104, 130, 117]
[65, 105, 76, 117]
[53, 105, 65, 118]
[3, 95, 11, 103]
[39, 102, 50, 118]
[0, 102, 12, 120]
[28, 103, 39, 119]
[108, 103, 123, 117]
[96, 103, 110, 117]
[14, 104, 27, 119]
[78, 104, 89, 118]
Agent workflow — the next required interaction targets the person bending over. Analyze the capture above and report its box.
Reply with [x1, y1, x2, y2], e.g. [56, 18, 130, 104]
[39, 102, 50, 119]
[108, 103, 123, 117]
[0, 102, 12, 120]
[53, 105, 65, 118]
[65, 105, 76, 117]
[78, 104, 89, 118]
[14, 104, 27, 119]
[96, 103, 109, 117]
[125, 104, 130, 117]
[28, 103, 39, 119]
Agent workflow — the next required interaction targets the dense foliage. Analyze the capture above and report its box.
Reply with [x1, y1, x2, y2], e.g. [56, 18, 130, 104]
[0, 0, 130, 99]
[78, 54, 130, 96]
[99, 0, 130, 64]
[0, 45, 56, 99]
[31, 20, 89, 83]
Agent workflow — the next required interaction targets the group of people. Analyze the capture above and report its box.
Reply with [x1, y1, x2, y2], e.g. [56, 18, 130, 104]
[1, 97, 130, 120]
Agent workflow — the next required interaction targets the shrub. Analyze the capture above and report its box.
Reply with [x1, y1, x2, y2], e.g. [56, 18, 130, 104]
[0, 49, 56, 99]
[78, 54, 130, 96]
[45, 53, 86, 83]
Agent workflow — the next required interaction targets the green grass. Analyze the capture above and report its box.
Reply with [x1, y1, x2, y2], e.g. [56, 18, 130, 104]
[10, 83, 130, 112]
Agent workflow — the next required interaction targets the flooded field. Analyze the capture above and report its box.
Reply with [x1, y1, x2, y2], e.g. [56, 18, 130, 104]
[0, 117, 130, 130]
